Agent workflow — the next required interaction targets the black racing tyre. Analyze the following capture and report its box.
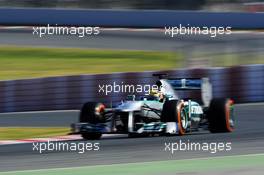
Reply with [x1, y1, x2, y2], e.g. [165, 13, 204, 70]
[81, 133, 102, 140]
[161, 100, 187, 135]
[80, 102, 105, 140]
[79, 102, 105, 124]
[207, 98, 234, 133]
[128, 133, 140, 138]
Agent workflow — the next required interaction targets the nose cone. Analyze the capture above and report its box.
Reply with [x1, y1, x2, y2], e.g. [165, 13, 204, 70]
[116, 101, 143, 112]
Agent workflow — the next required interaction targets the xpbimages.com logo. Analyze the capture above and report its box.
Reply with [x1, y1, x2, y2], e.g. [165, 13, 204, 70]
[165, 24, 232, 38]
[32, 141, 100, 154]
[32, 24, 100, 38]
[164, 140, 232, 154]
[98, 82, 159, 95]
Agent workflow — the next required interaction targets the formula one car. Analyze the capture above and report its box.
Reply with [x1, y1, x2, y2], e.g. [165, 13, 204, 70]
[71, 74, 235, 140]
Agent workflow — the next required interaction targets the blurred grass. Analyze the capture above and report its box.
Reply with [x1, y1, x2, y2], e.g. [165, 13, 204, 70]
[212, 54, 264, 67]
[187, 51, 264, 67]
[0, 46, 182, 80]
[0, 46, 262, 81]
[0, 127, 69, 140]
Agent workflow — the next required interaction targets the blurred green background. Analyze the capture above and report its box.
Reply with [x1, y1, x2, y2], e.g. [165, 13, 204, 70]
[0, 46, 263, 80]
[0, 47, 181, 80]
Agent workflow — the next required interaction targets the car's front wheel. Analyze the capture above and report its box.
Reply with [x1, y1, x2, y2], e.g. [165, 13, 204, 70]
[79, 102, 105, 140]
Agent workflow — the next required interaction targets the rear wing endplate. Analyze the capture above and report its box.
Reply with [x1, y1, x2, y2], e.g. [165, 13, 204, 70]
[162, 78, 212, 107]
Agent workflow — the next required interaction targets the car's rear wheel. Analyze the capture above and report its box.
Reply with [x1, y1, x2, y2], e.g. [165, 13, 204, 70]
[161, 100, 187, 135]
[80, 102, 105, 140]
[207, 98, 234, 133]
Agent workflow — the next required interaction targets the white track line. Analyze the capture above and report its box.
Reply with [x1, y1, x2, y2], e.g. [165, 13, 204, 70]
[0, 134, 126, 145]
[0, 135, 81, 145]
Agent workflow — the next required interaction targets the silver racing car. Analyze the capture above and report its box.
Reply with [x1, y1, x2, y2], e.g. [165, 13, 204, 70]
[71, 74, 235, 139]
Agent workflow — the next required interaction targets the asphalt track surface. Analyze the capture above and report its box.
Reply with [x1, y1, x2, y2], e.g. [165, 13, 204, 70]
[0, 29, 264, 53]
[0, 103, 263, 172]
[0, 110, 78, 127]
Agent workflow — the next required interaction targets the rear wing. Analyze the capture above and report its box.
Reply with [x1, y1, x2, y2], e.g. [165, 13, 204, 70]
[166, 78, 202, 90]
[159, 77, 212, 107]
